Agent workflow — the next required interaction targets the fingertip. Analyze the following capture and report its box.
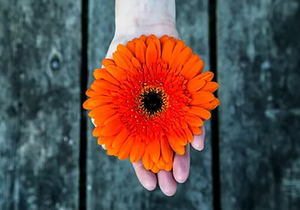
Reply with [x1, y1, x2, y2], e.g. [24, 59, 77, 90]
[163, 186, 177, 197]
[133, 161, 157, 191]
[174, 171, 189, 184]
[191, 137, 204, 151]
[157, 170, 177, 196]
[173, 145, 190, 183]
[144, 178, 157, 191]
[192, 126, 205, 151]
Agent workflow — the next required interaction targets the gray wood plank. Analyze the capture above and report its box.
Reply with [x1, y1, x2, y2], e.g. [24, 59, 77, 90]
[87, 0, 212, 209]
[0, 1, 81, 210]
[218, 1, 300, 209]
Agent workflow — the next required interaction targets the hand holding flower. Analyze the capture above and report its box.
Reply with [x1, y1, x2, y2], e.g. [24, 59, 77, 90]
[83, 0, 219, 196]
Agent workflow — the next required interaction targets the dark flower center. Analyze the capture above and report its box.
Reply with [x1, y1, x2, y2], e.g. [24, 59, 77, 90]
[139, 87, 168, 117]
[142, 92, 163, 114]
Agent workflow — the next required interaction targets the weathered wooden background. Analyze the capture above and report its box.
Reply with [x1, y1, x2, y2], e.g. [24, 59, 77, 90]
[0, 0, 299, 210]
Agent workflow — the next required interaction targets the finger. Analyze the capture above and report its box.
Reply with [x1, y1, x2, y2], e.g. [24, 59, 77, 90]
[173, 144, 190, 183]
[157, 170, 177, 196]
[191, 125, 205, 151]
[132, 160, 157, 191]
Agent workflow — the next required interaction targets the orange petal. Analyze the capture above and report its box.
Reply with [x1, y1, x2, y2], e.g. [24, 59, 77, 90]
[131, 57, 141, 69]
[83, 96, 113, 109]
[93, 79, 120, 92]
[126, 41, 136, 56]
[113, 52, 132, 70]
[93, 68, 120, 85]
[92, 126, 103, 137]
[162, 40, 175, 63]
[170, 37, 177, 43]
[147, 140, 160, 163]
[170, 128, 187, 146]
[180, 55, 200, 76]
[156, 156, 167, 169]
[173, 47, 192, 68]
[86, 89, 99, 97]
[201, 82, 219, 93]
[101, 116, 123, 136]
[184, 128, 194, 143]
[180, 121, 189, 129]
[196, 71, 214, 82]
[146, 42, 158, 67]
[104, 135, 114, 148]
[164, 160, 173, 172]
[93, 68, 106, 79]
[185, 114, 204, 127]
[94, 109, 117, 126]
[146, 35, 161, 58]
[118, 135, 135, 160]
[198, 97, 220, 111]
[139, 35, 147, 42]
[142, 148, 154, 170]
[167, 133, 185, 155]
[160, 136, 173, 163]
[135, 40, 146, 63]
[183, 59, 204, 79]
[103, 114, 120, 125]
[174, 128, 188, 146]
[130, 141, 147, 163]
[112, 127, 130, 149]
[97, 135, 114, 145]
[102, 58, 115, 67]
[146, 34, 156, 45]
[106, 147, 120, 156]
[117, 44, 134, 60]
[187, 79, 206, 92]
[151, 165, 160, 173]
[211, 97, 220, 109]
[160, 35, 170, 44]
[105, 65, 127, 81]
[190, 91, 215, 105]
[198, 98, 219, 111]
[190, 126, 202, 135]
[88, 105, 116, 118]
[169, 40, 186, 68]
[188, 106, 211, 120]
[90, 85, 110, 96]
[199, 103, 214, 110]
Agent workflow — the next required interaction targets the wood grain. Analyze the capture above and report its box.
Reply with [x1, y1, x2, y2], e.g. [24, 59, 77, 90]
[218, 0, 300, 209]
[0, 1, 81, 209]
[86, 0, 213, 209]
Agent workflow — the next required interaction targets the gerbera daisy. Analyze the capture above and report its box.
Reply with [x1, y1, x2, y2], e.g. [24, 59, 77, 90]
[83, 34, 219, 173]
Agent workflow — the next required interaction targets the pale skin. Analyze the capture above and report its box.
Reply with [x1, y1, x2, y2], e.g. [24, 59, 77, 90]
[99, 0, 206, 196]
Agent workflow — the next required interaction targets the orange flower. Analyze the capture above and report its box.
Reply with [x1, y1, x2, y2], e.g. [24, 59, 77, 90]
[83, 34, 219, 173]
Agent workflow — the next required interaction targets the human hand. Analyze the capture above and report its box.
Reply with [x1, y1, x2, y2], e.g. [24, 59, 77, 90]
[92, 0, 207, 196]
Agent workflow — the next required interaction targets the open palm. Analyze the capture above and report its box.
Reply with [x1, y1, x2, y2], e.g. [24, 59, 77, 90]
[94, 24, 207, 196]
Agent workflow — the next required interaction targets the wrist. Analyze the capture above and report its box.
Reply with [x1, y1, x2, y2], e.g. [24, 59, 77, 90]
[115, 0, 178, 38]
